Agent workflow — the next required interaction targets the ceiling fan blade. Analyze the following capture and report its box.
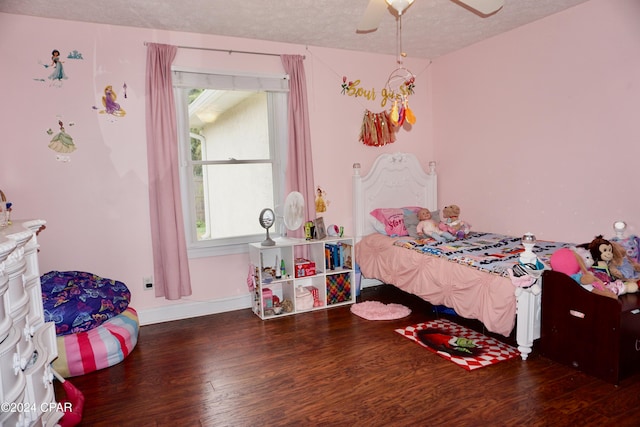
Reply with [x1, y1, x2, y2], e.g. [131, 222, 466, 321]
[357, 0, 389, 33]
[456, 0, 504, 15]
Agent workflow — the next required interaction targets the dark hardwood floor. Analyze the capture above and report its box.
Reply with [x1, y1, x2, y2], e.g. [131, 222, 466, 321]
[55, 285, 640, 427]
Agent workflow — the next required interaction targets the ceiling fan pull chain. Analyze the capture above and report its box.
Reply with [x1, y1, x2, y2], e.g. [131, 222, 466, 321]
[396, 15, 401, 65]
[399, 15, 403, 64]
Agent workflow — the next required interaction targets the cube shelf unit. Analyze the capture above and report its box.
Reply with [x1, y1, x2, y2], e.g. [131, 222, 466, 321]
[249, 236, 355, 319]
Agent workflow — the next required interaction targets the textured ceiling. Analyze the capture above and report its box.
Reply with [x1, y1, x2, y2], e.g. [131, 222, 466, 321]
[0, 0, 591, 59]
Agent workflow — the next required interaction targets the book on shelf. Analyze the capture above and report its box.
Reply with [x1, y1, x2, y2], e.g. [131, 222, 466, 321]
[325, 242, 353, 270]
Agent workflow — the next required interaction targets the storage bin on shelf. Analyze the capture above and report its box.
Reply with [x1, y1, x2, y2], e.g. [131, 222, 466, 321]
[295, 258, 316, 278]
[326, 272, 351, 305]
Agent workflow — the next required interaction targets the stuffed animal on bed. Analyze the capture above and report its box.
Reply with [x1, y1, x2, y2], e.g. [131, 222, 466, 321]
[609, 241, 640, 282]
[438, 205, 471, 239]
[588, 235, 638, 295]
[572, 246, 594, 270]
[416, 209, 456, 242]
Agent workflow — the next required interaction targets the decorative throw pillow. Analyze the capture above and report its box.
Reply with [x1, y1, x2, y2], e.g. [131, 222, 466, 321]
[369, 207, 422, 237]
[370, 217, 388, 235]
[369, 208, 406, 236]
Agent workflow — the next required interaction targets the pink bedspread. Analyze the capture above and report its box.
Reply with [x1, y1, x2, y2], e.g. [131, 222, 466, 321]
[356, 234, 516, 336]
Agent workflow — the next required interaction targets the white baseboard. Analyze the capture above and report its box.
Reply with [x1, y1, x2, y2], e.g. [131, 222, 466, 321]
[138, 280, 382, 326]
[138, 294, 252, 326]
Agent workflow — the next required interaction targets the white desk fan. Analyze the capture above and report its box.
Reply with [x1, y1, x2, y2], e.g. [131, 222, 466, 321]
[282, 191, 305, 235]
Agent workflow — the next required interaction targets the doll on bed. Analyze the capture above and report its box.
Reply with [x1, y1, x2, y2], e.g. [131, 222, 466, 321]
[416, 208, 456, 242]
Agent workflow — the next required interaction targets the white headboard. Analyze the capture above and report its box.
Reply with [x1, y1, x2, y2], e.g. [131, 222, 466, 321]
[352, 152, 437, 241]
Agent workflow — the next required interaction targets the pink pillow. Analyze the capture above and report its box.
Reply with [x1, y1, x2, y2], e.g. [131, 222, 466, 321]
[370, 207, 421, 236]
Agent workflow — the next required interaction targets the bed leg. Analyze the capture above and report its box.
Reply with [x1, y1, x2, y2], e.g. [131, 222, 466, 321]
[515, 286, 542, 360]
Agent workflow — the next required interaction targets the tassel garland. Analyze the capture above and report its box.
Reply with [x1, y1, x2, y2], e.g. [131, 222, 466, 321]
[359, 110, 397, 147]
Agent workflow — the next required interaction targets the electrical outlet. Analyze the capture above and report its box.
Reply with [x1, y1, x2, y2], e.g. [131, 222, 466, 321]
[143, 276, 153, 291]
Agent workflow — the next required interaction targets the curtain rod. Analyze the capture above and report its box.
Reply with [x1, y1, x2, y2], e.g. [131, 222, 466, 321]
[143, 42, 304, 59]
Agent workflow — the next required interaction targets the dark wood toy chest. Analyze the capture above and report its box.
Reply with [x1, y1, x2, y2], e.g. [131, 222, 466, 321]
[540, 270, 640, 384]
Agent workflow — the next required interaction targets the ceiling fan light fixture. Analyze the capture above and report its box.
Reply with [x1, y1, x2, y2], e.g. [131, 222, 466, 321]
[456, 0, 504, 16]
[385, 0, 415, 15]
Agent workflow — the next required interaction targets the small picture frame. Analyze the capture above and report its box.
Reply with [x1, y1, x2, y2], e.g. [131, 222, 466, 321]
[314, 217, 327, 240]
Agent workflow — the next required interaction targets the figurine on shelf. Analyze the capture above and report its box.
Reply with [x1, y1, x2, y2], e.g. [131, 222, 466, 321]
[272, 295, 282, 314]
[275, 256, 282, 279]
[0, 190, 10, 227]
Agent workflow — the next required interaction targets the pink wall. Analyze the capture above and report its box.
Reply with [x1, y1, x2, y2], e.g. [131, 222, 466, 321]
[432, 0, 640, 243]
[0, 13, 432, 317]
[3, 0, 634, 320]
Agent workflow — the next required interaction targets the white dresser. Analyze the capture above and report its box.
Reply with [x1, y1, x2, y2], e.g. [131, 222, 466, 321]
[0, 220, 62, 427]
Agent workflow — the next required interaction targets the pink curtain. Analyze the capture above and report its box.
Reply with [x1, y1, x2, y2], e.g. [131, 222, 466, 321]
[145, 43, 192, 300]
[281, 55, 315, 238]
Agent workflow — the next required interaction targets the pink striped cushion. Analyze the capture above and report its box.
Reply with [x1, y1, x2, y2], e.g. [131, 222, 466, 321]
[53, 307, 139, 378]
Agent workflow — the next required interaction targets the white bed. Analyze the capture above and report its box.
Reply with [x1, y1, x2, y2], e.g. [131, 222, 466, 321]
[352, 152, 542, 359]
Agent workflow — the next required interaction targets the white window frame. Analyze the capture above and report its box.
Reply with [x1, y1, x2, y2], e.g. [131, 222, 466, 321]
[174, 67, 289, 258]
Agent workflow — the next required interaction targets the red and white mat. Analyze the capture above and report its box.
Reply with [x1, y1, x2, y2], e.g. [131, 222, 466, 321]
[395, 318, 520, 370]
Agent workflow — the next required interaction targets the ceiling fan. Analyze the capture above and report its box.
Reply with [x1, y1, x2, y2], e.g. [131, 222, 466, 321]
[357, 0, 505, 33]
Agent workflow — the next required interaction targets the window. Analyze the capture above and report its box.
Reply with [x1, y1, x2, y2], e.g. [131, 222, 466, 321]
[174, 70, 289, 257]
